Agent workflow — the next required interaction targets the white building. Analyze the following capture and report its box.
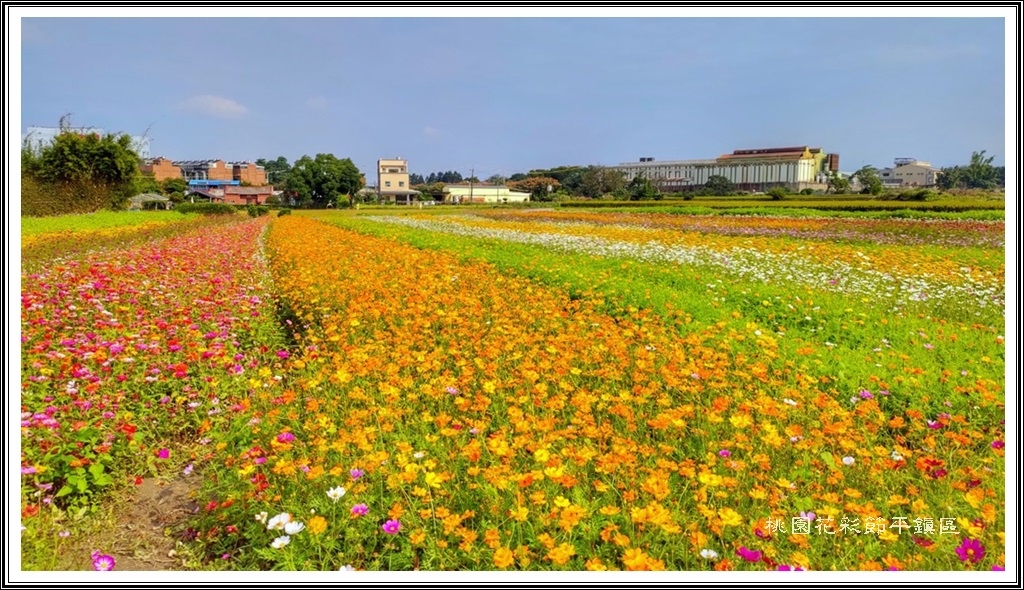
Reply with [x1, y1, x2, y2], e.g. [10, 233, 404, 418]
[444, 184, 530, 204]
[878, 158, 941, 188]
[608, 146, 840, 193]
[22, 126, 151, 159]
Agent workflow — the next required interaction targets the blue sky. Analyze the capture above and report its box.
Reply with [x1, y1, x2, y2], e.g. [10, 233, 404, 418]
[18, 11, 1010, 179]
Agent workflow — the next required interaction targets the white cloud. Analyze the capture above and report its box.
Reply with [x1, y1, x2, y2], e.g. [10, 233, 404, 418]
[305, 95, 328, 110]
[423, 126, 441, 137]
[177, 95, 248, 119]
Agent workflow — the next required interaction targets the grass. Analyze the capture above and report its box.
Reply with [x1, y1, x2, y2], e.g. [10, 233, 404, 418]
[21, 210, 193, 236]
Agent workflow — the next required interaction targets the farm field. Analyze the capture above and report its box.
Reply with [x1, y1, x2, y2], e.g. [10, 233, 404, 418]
[19, 208, 1007, 572]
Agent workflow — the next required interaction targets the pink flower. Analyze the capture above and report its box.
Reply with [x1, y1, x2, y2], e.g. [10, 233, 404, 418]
[799, 511, 816, 522]
[276, 350, 290, 359]
[91, 551, 116, 571]
[777, 565, 805, 571]
[736, 546, 762, 562]
[382, 519, 401, 534]
[992, 440, 1005, 449]
[276, 432, 295, 444]
[156, 448, 170, 459]
[718, 449, 731, 458]
[955, 538, 985, 563]
[350, 468, 365, 481]
[351, 503, 369, 517]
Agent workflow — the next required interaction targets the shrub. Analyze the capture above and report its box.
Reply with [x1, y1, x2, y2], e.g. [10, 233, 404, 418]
[767, 187, 788, 201]
[174, 203, 237, 216]
[277, 208, 292, 217]
[247, 204, 271, 218]
[800, 188, 815, 195]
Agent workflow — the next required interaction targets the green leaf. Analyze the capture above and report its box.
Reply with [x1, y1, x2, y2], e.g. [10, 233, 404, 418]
[55, 485, 73, 498]
[88, 463, 105, 479]
[820, 452, 836, 470]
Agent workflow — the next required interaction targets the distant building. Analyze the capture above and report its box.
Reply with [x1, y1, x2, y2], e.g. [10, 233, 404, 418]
[231, 161, 268, 185]
[608, 146, 840, 193]
[443, 184, 531, 204]
[878, 158, 941, 188]
[22, 125, 151, 159]
[377, 157, 420, 204]
[140, 157, 182, 182]
[223, 185, 274, 205]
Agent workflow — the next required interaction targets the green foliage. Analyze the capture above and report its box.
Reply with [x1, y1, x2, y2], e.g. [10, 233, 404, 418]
[256, 156, 292, 186]
[161, 177, 189, 201]
[134, 174, 161, 195]
[701, 175, 736, 196]
[22, 124, 142, 214]
[277, 208, 292, 217]
[265, 193, 281, 206]
[175, 203, 238, 215]
[851, 166, 883, 195]
[628, 174, 660, 201]
[800, 188, 815, 195]
[247, 204, 271, 217]
[827, 171, 850, 195]
[767, 186, 788, 200]
[939, 151, 1003, 190]
[286, 153, 364, 208]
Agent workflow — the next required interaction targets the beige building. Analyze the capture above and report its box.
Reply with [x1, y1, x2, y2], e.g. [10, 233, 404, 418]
[444, 184, 531, 204]
[609, 146, 839, 193]
[879, 158, 941, 188]
[377, 157, 420, 204]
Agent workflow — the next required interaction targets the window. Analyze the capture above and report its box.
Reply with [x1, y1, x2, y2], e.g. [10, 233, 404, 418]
[385, 181, 391, 188]
[399, 181, 405, 187]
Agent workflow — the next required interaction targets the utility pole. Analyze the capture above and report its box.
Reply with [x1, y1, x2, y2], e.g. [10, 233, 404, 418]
[469, 167, 474, 205]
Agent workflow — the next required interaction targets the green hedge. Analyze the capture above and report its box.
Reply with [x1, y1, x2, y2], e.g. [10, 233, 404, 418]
[174, 203, 239, 215]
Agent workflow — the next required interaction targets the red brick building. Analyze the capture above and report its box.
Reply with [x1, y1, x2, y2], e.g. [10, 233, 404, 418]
[232, 162, 268, 185]
[223, 185, 274, 205]
[139, 157, 182, 182]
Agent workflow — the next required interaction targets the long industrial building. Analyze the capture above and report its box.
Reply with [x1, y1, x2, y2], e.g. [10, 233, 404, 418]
[609, 146, 840, 192]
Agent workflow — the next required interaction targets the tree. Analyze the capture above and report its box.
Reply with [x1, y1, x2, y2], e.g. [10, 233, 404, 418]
[702, 175, 735, 196]
[628, 174, 660, 201]
[767, 186, 788, 200]
[961, 150, 1000, 189]
[135, 174, 161, 194]
[409, 173, 425, 186]
[256, 156, 291, 186]
[161, 177, 189, 198]
[826, 171, 850, 194]
[286, 153, 363, 208]
[851, 166, 883, 195]
[33, 129, 142, 210]
[486, 174, 507, 185]
[580, 166, 627, 198]
[508, 172, 528, 182]
[465, 176, 480, 184]
[507, 177, 561, 201]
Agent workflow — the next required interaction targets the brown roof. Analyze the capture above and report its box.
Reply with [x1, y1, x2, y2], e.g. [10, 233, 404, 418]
[224, 186, 274, 195]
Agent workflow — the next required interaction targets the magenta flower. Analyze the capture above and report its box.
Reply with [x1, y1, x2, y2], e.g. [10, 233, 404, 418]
[382, 519, 401, 534]
[276, 432, 296, 444]
[276, 350, 290, 359]
[351, 503, 369, 517]
[718, 449, 731, 458]
[777, 565, 805, 571]
[992, 440, 1005, 449]
[21, 466, 37, 475]
[350, 468, 365, 481]
[91, 551, 116, 571]
[955, 538, 985, 563]
[156, 448, 170, 459]
[736, 546, 762, 562]
[799, 511, 816, 522]
[446, 386, 459, 395]
[993, 565, 1005, 571]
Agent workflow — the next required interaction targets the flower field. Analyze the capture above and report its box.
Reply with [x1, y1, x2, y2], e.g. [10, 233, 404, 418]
[20, 209, 1006, 572]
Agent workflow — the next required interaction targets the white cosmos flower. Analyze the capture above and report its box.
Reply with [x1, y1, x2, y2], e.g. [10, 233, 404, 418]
[842, 456, 855, 466]
[783, 398, 797, 406]
[271, 535, 290, 549]
[255, 511, 268, 524]
[284, 521, 305, 535]
[339, 565, 355, 571]
[413, 452, 426, 459]
[267, 512, 293, 531]
[327, 486, 347, 502]
[700, 549, 719, 560]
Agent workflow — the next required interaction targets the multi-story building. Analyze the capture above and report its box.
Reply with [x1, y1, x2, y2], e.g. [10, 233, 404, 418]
[231, 161, 268, 185]
[377, 157, 420, 204]
[878, 158, 941, 188]
[609, 146, 840, 193]
[23, 125, 151, 159]
[139, 157, 182, 182]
